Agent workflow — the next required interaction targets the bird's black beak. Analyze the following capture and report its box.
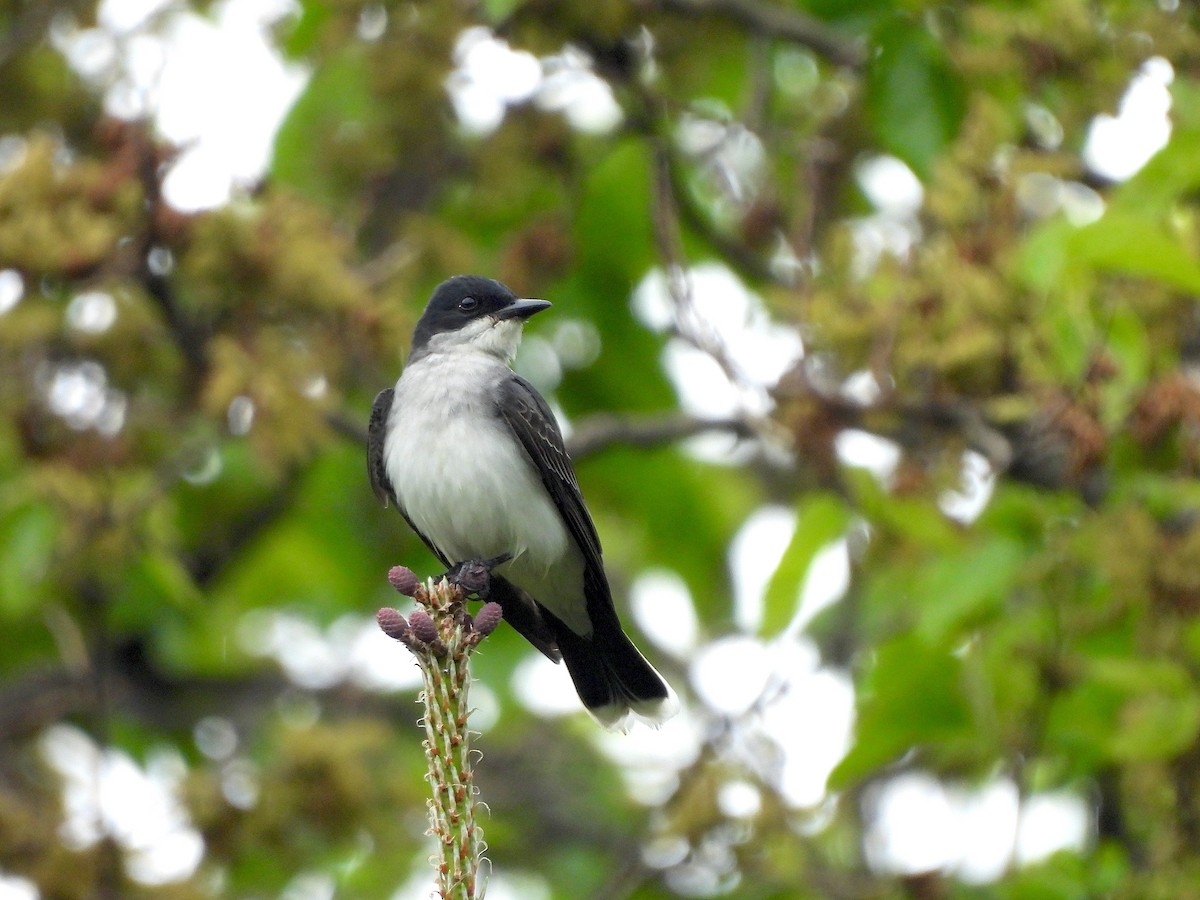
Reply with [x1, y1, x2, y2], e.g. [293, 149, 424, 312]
[496, 298, 551, 320]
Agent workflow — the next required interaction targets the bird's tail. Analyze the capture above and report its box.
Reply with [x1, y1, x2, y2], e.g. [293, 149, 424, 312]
[549, 618, 679, 731]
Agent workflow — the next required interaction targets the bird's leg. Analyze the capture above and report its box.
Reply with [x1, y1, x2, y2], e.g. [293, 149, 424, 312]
[441, 552, 513, 599]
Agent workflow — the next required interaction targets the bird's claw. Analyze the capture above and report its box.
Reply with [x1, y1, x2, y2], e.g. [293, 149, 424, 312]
[441, 553, 513, 598]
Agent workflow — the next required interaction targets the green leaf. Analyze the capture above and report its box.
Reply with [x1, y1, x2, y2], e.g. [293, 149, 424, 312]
[760, 493, 849, 637]
[118, 550, 203, 625]
[866, 17, 965, 178]
[1046, 658, 1200, 768]
[1018, 211, 1200, 295]
[843, 466, 959, 550]
[0, 500, 56, 618]
[829, 634, 971, 788]
[271, 48, 386, 207]
[1109, 691, 1200, 762]
[912, 537, 1027, 642]
[1015, 217, 1075, 294]
[481, 0, 525, 23]
[574, 140, 656, 287]
[280, 0, 331, 59]
[1071, 212, 1200, 293]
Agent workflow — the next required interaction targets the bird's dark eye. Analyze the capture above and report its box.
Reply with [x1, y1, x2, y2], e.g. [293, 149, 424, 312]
[458, 297, 478, 312]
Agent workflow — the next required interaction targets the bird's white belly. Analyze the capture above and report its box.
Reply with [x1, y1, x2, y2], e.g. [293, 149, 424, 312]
[383, 354, 589, 633]
[388, 412, 564, 566]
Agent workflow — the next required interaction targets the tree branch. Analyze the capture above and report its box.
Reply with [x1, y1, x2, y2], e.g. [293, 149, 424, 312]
[656, 0, 866, 68]
[567, 412, 756, 459]
[331, 408, 757, 461]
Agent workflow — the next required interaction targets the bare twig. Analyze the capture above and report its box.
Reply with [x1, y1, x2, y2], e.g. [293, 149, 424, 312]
[663, 148, 786, 286]
[567, 412, 755, 459]
[649, 142, 750, 388]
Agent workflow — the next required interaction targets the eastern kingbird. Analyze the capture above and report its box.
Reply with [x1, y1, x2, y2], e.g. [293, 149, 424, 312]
[368, 275, 678, 729]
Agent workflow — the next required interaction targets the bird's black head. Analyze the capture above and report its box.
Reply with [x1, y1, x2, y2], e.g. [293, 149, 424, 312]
[410, 275, 550, 360]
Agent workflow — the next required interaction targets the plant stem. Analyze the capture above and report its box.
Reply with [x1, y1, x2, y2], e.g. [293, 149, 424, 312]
[380, 573, 502, 900]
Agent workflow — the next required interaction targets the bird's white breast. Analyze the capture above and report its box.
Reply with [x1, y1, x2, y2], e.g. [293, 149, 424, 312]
[383, 349, 588, 631]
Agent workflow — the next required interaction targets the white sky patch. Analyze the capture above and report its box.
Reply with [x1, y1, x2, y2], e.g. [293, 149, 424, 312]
[238, 610, 339, 689]
[596, 711, 706, 805]
[949, 779, 1020, 884]
[226, 394, 255, 436]
[193, 716, 238, 761]
[717, 779, 761, 819]
[661, 339, 742, 419]
[864, 772, 1090, 882]
[39, 724, 204, 885]
[57, 0, 308, 211]
[677, 110, 767, 208]
[537, 47, 623, 134]
[632, 263, 804, 434]
[835, 428, 902, 483]
[511, 652, 585, 718]
[0, 873, 38, 900]
[939, 449, 996, 524]
[758, 649, 855, 808]
[1014, 173, 1106, 226]
[156, 1, 307, 209]
[99, 0, 173, 33]
[1024, 103, 1064, 150]
[841, 369, 884, 405]
[344, 617, 425, 693]
[857, 154, 923, 218]
[772, 674, 855, 808]
[849, 154, 924, 276]
[281, 871, 335, 900]
[356, 5, 388, 42]
[1015, 791, 1091, 864]
[689, 634, 773, 717]
[0, 269, 25, 315]
[630, 568, 700, 659]
[864, 771, 960, 874]
[448, 27, 542, 134]
[728, 503, 850, 636]
[1083, 56, 1173, 182]
[236, 609, 423, 693]
[790, 540, 850, 635]
[447, 29, 622, 136]
[38, 359, 128, 436]
[66, 290, 118, 334]
[728, 504, 796, 632]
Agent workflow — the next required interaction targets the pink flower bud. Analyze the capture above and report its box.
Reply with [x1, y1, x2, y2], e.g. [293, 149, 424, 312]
[408, 609, 438, 645]
[473, 602, 502, 636]
[376, 607, 410, 642]
[388, 566, 421, 597]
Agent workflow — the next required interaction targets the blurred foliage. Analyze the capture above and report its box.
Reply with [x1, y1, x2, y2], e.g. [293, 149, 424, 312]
[1, 0, 1199, 897]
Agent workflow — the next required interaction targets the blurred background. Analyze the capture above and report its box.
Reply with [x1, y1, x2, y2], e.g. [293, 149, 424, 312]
[1, 0, 1199, 897]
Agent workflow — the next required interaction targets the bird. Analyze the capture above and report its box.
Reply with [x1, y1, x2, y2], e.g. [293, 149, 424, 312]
[368, 275, 678, 730]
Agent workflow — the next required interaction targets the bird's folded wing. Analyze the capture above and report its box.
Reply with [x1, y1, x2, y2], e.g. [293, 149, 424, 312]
[495, 375, 607, 592]
[367, 388, 397, 507]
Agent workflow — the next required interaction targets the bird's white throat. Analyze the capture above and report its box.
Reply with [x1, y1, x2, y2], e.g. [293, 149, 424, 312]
[417, 316, 525, 363]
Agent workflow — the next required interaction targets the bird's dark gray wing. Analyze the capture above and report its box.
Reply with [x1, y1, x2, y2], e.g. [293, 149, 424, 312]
[495, 375, 607, 598]
[367, 388, 397, 507]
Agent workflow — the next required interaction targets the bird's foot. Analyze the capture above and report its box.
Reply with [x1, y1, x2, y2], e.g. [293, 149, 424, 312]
[441, 553, 513, 598]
